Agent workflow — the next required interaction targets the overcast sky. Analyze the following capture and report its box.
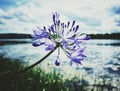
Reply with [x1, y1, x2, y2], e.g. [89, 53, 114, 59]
[0, 0, 120, 34]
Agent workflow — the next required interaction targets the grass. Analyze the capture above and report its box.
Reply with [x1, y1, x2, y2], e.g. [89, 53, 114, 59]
[0, 55, 119, 91]
[0, 55, 65, 91]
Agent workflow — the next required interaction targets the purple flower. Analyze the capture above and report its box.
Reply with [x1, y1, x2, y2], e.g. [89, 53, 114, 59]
[32, 12, 89, 66]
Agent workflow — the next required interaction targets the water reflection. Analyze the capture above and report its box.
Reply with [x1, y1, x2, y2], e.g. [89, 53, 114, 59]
[0, 39, 120, 84]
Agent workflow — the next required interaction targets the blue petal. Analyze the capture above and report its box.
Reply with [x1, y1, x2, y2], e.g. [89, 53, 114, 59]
[73, 58, 83, 64]
[50, 26, 55, 33]
[67, 21, 70, 27]
[45, 44, 55, 51]
[72, 20, 75, 27]
[32, 43, 44, 47]
[53, 14, 55, 23]
[79, 47, 86, 52]
[75, 25, 79, 32]
[78, 53, 86, 57]
[84, 36, 91, 40]
[43, 26, 46, 31]
[57, 20, 60, 26]
[55, 57, 60, 66]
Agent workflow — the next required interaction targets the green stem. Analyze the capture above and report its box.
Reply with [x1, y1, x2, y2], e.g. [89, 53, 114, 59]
[10, 43, 59, 79]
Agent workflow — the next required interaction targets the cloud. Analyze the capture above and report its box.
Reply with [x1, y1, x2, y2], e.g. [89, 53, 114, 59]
[0, 14, 13, 20]
[64, 12, 102, 27]
[0, 0, 120, 34]
[110, 5, 120, 27]
[0, 0, 17, 10]
[115, 19, 120, 26]
[111, 6, 120, 15]
[0, 0, 32, 10]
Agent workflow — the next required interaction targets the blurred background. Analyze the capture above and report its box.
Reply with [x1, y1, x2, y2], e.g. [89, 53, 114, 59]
[0, 0, 120, 91]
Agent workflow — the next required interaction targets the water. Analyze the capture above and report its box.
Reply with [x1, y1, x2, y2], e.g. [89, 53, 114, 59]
[0, 39, 120, 84]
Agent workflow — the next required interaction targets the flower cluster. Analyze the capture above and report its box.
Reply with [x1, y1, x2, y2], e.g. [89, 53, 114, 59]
[32, 12, 90, 66]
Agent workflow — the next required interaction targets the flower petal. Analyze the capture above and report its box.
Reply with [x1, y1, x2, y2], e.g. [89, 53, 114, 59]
[45, 44, 55, 51]
[55, 56, 60, 66]
[32, 42, 44, 47]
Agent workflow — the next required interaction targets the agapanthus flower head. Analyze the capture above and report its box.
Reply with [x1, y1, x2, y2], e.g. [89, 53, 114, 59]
[32, 12, 90, 66]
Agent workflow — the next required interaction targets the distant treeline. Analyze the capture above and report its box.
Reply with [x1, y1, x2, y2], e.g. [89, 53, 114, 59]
[89, 33, 120, 39]
[0, 34, 32, 39]
[0, 33, 120, 39]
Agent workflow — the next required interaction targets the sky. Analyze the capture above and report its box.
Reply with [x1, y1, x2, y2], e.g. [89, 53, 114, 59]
[0, 0, 120, 34]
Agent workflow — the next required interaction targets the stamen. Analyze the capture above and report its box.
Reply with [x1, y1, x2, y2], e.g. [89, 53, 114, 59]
[67, 21, 70, 27]
[71, 20, 75, 27]
[75, 25, 79, 32]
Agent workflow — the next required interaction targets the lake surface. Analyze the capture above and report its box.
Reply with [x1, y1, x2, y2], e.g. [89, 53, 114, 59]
[0, 39, 120, 85]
